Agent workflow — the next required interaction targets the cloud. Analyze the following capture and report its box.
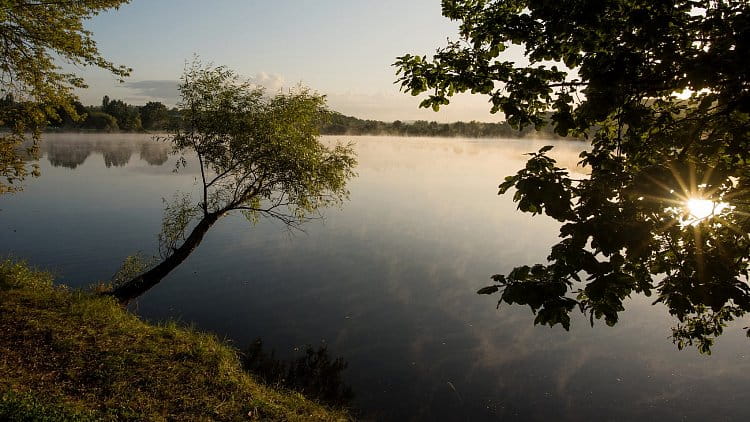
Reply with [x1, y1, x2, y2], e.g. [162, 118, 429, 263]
[119, 73, 286, 105]
[248, 72, 286, 92]
[121, 80, 180, 104]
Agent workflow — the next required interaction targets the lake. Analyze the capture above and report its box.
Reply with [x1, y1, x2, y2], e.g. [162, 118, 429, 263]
[2, 133, 749, 421]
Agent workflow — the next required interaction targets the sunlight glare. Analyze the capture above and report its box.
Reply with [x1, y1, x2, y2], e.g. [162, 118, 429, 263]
[673, 87, 711, 100]
[685, 198, 728, 224]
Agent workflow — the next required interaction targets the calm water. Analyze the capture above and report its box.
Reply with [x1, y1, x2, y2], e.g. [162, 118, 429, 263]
[2, 133, 749, 421]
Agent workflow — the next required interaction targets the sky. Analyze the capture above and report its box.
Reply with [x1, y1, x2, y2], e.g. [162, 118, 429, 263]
[74, 0, 519, 122]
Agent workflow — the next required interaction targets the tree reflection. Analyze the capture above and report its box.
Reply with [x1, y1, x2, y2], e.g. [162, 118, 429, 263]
[240, 339, 354, 409]
[45, 140, 92, 169]
[138, 141, 168, 166]
[27, 137, 171, 169]
[98, 141, 132, 168]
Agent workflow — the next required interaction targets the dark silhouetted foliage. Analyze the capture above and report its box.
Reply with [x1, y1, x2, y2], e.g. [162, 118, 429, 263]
[397, 0, 750, 353]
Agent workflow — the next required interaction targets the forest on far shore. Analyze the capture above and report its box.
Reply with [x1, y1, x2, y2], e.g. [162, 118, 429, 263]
[1, 94, 569, 139]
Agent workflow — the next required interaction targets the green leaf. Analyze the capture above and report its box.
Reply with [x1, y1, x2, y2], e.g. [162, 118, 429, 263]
[477, 286, 500, 295]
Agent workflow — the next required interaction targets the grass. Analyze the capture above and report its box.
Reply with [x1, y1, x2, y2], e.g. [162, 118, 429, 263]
[0, 259, 349, 421]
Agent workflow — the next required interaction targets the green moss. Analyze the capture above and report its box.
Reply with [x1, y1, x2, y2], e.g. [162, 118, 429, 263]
[0, 260, 348, 421]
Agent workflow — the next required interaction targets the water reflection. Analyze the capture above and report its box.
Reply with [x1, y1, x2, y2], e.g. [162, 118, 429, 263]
[2, 134, 749, 421]
[27, 134, 170, 168]
[241, 339, 354, 408]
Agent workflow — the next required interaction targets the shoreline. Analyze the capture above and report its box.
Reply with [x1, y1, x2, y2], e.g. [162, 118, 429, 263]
[0, 260, 349, 421]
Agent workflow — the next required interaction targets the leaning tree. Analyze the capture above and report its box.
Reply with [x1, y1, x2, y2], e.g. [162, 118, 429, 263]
[110, 62, 356, 303]
[395, 0, 750, 353]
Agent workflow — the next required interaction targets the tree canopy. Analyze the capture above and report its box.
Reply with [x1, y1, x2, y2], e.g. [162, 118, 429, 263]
[395, 0, 750, 353]
[139, 101, 170, 131]
[0, 0, 131, 193]
[110, 61, 356, 303]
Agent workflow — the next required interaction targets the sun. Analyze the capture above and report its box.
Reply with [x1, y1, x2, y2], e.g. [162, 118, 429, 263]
[684, 198, 729, 224]
[686, 198, 716, 220]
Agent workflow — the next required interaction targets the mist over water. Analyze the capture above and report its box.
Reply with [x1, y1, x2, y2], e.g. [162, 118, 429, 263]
[1, 133, 749, 421]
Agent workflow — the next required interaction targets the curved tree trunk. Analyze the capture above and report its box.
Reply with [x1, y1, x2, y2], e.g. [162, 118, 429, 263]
[110, 211, 222, 304]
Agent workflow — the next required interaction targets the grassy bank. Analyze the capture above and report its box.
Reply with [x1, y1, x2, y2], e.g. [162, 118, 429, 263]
[0, 260, 348, 421]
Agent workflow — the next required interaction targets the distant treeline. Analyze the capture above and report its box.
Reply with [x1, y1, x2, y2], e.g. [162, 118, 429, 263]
[2, 94, 569, 138]
[56, 95, 180, 132]
[1, 94, 180, 132]
[322, 112, 568, 139]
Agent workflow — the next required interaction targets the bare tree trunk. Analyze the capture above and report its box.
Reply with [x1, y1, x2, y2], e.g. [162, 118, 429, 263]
[110, 211, 222, 304]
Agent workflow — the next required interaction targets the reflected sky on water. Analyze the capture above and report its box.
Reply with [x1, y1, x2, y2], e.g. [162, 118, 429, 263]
[1, 133, 749, 421]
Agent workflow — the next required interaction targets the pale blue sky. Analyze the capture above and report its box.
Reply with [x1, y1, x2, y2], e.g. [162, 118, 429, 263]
[75, 0, 514, 122]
